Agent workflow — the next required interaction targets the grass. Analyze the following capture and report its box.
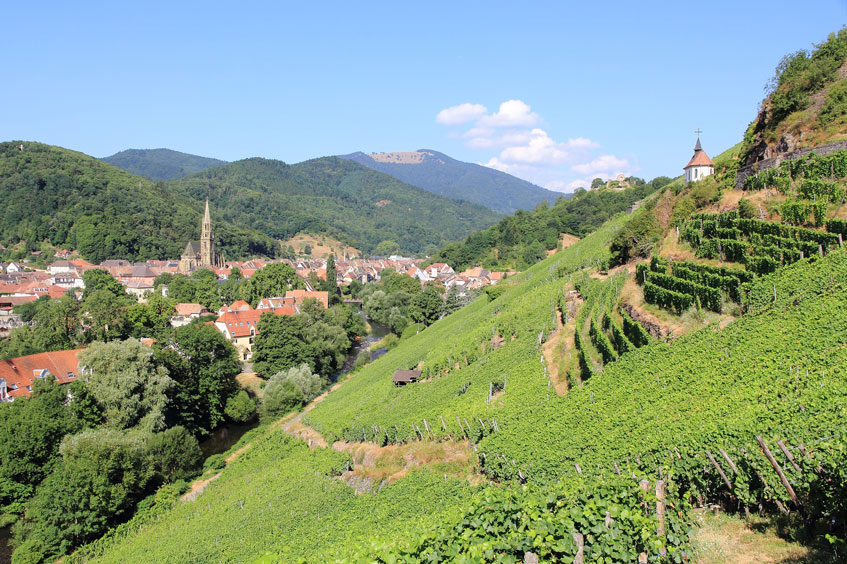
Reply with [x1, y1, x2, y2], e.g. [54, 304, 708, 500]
[693, 510, 842, 564]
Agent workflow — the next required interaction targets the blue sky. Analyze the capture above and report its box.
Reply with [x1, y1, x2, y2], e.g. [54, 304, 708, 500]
[2, 1, 846, 192]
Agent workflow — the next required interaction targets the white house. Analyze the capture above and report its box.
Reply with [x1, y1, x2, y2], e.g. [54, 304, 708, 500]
[684, 136, 715, 184]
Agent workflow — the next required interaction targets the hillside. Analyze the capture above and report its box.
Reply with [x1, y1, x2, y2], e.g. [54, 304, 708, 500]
[75, 206, 847, 562]
[165, 157, 502, 255]
[101, 148, 227, 181]
[429, 177, 667, 271]
[339, 149, 561, 215]
[0, 142, 276, 262]
[740, 28, 847, 166]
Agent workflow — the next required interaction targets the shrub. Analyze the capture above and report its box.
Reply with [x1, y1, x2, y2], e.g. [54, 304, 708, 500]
[224, 390, 257, 424]
[147, 426, 202, 482]
[202, 454, 226, 472]
[262, 364, 322, 417]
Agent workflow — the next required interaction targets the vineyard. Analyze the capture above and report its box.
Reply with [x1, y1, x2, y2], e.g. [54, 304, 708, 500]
[75, 209, 847, 563]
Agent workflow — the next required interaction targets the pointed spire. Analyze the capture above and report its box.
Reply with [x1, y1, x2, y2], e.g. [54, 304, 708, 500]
[694, 137, 703, 152]
[203, 199, 211, 224]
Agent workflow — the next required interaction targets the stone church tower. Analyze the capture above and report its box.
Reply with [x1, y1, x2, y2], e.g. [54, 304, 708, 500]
[179, 199, 222, 273]
[200, 199, 214, 266]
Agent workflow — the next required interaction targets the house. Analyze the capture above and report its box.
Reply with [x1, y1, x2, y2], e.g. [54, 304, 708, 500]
[0, 349, 85, 401]
[284, 290, 329, 309]
[5, 262, 23, 274]
[219, 300, 253, 314]
[123, 280, 154, 301]
[684, 134, 715, 184]
[392, 369, 422, 386]
[214, 307, 295, 360]
[170, 303, 211, 327]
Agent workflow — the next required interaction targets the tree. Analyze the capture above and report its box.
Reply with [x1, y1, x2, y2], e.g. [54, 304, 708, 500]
[374, 240, 400, 256]
[324, 254, 337, 295]
[591, 178, 605, 189]
[156, 324, 240, 436]
[81, 269, 126, 301]
[410, 287, 443, 326]
[0, 379, 82, 503]
[82, 289, 131, 342]
[242, 263, 303, 307]
[387, 306, 409, 335]
[252, 314, 312, 378]
[262, 364, 321, 417]
[78, 340, 174, 432]
[125, 293, 176, 340]
[443, 285, 464, 316]
[17, 429, 153, 559]
[225, 390, 256, 423]
[146, 426, 202, 481]
[303, 244, 312, 256]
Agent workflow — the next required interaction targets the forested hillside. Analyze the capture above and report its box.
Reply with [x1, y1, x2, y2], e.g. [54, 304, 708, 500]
[0, 142, 276, 262]
[166, 157, 502, 255]
[101, 149, 227, 181]
[429, 177, 667, 271]
[339, 150, 561, 214]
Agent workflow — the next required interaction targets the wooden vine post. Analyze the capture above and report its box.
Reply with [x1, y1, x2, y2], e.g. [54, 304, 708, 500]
[656, 479, 666, 538]
[756, 435, 801, 509]
[573, 533, 584, 564]
[705, 451, 733, 491]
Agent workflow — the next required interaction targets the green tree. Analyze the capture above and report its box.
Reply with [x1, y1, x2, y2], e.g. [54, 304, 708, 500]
[0, 380, 82, 505]
[146, 426, 202, 482]
[225, 390, 257, 423]
[78, 340, 174, 432]
[242, 263, 303, 307]
[252, 314, 313, 378]
[738, 198, 757, 219]
[590, 178, 605, 189]
[261, 364, 321, 417]
[324, 254, 337, 295]
[374, 240, 400, 256]
[82, 289, 131, 342]
[81, 269, 126, 301]
[156, 324, 240, 436]
[409, 287, 443, 326]
[17, 429, 153, 559]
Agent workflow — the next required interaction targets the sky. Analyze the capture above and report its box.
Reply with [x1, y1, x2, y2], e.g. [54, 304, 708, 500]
[2, 1, 846, 192]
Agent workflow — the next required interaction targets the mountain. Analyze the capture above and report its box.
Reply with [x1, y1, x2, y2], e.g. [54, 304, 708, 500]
[338, 149, 561, 214]
[165, 157, 502, 255]
[0, 142, 276, 263]
[101, 148, 227, 181]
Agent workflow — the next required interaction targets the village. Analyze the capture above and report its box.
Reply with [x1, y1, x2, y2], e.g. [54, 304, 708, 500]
[0, 201, 509, 401]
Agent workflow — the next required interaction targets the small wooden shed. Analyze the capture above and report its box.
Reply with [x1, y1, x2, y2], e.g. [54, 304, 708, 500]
[392, 369, 421, 387]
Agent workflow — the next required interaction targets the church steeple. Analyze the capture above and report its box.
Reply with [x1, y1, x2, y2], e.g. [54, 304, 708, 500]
[200, 199, 214, 267]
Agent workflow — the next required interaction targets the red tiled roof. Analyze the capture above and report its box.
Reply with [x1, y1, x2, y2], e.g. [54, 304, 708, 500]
[684, 149, 714, 169]
[215, 308, 295, 338]
[0, 349, 85, 399]
[284, 290, 329, 309]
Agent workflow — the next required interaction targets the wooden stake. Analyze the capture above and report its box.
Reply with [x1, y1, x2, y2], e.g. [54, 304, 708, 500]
[656, 480, 666, 538]
[719, 448, 739, 474]
[575, 462, 582, 474]
[573, 533, 584, 564]
[740, 448, 789, 515]
[439, 415, 447, 432]
[613, 461, 621, 475]
[706, 451, 733, 490]
[756, 435, 801, 509]
[796, 444, 822, 473]
[776, 441, 800, 472]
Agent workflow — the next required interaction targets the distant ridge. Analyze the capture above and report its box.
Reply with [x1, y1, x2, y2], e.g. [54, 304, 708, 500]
[102, 148, 227, 181]
[338, 149, 563, 215]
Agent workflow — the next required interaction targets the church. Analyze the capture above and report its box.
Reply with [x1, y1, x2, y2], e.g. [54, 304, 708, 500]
[683, 133, 715, 184]
[179, 199, 224, 273]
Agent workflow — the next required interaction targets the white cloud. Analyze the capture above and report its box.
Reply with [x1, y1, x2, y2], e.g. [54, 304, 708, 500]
[478, 99, 539, 127]
[572, 155, 631, 176]
[436, 103, 488, 125]
[499, 128, 571, 165]
[438, 99, 636, 193]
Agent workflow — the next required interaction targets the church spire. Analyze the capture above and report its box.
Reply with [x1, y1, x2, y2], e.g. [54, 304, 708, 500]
[200, 199, 214, 267]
